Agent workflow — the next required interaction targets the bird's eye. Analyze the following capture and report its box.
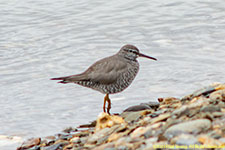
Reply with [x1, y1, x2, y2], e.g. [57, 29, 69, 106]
[124, 48, 137, 54]
[128, 49, 134, 53]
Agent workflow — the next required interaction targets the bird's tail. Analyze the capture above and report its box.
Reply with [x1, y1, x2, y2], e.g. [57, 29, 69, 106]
[51, 76, 71, 84]
[51, 74, 86, 84]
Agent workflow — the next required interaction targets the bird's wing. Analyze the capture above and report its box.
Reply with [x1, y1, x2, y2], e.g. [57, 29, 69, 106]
[84, 55, 128, 84]
[51, 55, 128, 84]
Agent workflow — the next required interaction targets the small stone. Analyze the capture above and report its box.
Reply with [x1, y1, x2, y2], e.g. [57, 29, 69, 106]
[215, 84, 225, 90]
[149, 109, 168, 118]
[62, 127, 78, 133]
[164, 119, 211, 139]
[70, 137, 80, 143]
[41, 136, 56, 146]
[161, 97, 180, 104]
[57, 133, 73, 140]
[130, 126, 149, 139]
[150, 113, 170, 124]
[63, 144, 73, 150]
[18, 137, 41, 149]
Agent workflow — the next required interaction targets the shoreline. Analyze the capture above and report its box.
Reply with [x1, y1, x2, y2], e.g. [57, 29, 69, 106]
[18, 83, 225, 150]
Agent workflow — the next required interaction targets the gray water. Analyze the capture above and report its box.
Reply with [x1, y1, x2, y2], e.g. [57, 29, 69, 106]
[1, 0, 225, 149]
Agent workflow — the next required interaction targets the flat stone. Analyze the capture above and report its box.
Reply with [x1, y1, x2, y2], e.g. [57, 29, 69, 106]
[164, 119, 211, 139]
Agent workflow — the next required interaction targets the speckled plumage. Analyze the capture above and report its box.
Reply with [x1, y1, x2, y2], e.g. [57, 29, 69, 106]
[51, 44, 157, 113]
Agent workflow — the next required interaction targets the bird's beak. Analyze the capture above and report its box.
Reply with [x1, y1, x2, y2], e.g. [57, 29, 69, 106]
[139, 53, 157, 61]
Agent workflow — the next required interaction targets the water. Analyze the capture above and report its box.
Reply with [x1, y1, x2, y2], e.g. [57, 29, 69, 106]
[0, 0, 225, 149]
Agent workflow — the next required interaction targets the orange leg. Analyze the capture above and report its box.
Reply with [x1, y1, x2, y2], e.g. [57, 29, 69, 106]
[103, 95, 106, 112]
[103, 94, 111, 114]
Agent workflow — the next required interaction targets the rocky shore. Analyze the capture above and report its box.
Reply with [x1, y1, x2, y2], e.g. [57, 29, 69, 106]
[18, 83, 225, 150]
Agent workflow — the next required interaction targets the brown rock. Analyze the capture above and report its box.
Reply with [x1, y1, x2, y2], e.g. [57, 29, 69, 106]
[95, 112, 125, 132]
[17, 137, 41, 149]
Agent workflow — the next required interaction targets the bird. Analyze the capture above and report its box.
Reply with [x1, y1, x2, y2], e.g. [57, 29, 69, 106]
[51, 44, 157, 114]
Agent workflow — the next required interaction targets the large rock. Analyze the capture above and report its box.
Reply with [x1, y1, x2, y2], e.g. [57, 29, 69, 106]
[164, 119, 211, 139]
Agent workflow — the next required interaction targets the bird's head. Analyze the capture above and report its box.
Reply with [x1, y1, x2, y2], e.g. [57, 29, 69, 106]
[118, 44, 157, 61]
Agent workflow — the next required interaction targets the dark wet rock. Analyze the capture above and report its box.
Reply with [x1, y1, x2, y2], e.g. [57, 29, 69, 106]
[164, 119, 211, 139]
[123, 105, 151, 112]
[62, 127, 78, 133]
[17, 137, 41, 150]
[57, 133, 73, 140]
[141, 101, 160, 110]
[78, 120, 96, 128]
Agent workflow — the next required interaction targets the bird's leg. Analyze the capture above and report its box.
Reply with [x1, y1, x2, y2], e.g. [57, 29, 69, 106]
[106, 94, 111, 114]
[103, 94, 107, 113]
[103, 94, 111, 114]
